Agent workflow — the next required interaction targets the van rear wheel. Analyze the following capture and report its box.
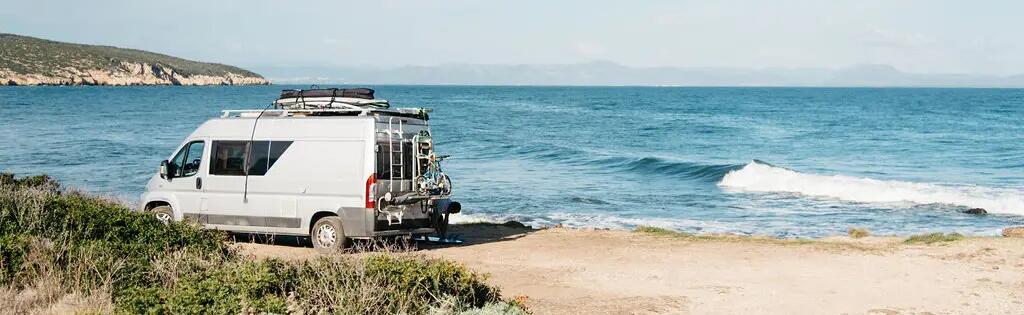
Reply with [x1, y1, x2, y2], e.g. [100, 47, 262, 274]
[152, 206, 173, 225]
[311, 216, 349, 250]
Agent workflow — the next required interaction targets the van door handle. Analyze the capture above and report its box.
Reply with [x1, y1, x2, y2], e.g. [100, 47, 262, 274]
[195, 177, 202, 190]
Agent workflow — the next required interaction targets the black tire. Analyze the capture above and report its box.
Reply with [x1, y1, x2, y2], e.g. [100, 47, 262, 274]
[311, 216, 349, 250]
[152, 205, 173, 225]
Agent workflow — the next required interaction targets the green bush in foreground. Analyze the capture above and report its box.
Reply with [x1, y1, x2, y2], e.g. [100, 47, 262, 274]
[0, 173, 515, 314]
[1, 174, 228, 295]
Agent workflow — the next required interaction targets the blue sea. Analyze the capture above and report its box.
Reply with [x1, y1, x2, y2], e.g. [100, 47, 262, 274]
[2, 86, 1022, 237]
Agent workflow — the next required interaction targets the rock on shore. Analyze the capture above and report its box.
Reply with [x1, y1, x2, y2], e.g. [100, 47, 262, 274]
[1003, 227, 1024, 238]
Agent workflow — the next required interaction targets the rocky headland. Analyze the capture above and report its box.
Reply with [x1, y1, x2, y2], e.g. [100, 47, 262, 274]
[0, 33, 268, 86]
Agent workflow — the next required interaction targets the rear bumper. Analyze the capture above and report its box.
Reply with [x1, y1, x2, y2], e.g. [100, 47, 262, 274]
[363, 198, 455, 238]
[372, 227, 436, 237]
[374, 218, 432, 231]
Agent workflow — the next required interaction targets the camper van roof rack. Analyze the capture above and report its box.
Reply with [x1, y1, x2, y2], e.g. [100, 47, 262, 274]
[220, 107, 432, 119]
[280, 87, 375, 100]
[221, 87, 431, 119]
[275, 87, 390, 110]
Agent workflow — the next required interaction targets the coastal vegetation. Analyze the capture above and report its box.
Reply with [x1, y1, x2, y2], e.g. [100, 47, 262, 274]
[903, 232, 964, 244]
[633, 226, 696, 238]
[0, 33, 267, 86]
[635, 225, 975, 247]
[847, 227, 870, 238]
[0, 173, 523, 314]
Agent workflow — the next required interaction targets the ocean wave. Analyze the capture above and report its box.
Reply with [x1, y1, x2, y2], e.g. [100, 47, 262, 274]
[569, 196, 612, 205]
[605, 157, 741, 181]
[484, 140, 745, 181]
[507, 144, 742, 181]
[719, 161, 1024, 215]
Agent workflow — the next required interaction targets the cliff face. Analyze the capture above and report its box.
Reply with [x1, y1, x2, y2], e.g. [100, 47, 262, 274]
[0, 33, 269, 86]
[1, 62, 269, 86]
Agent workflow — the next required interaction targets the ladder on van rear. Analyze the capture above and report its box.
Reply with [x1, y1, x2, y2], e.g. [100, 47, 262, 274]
[387, 117, 404, 192]
[380, 117, 408, 226]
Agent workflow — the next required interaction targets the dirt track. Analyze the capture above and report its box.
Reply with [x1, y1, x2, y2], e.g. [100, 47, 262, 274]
[237, 225, 1024, 315]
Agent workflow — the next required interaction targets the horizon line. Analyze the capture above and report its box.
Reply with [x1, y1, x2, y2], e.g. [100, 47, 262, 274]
[259, 82, 1024, 89]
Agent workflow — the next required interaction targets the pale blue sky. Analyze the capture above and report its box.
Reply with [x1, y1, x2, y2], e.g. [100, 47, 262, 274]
[3, 0, 1022, 75]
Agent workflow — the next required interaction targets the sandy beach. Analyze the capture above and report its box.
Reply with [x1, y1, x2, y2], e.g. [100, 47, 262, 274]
[237, 224, 1024, 315]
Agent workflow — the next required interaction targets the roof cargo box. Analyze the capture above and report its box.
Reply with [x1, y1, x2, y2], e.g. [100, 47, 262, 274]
[279, 88, 375, 100]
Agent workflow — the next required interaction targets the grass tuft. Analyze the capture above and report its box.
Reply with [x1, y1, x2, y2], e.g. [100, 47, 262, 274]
[904, 232, 964, 244]
[634, 226, 696, 238]
[848, 227, 870, 239]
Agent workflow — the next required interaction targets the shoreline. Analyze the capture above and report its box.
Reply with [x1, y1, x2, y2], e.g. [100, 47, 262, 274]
[448, 213, 1021, 238]
[239, 224, 1024, 314]
[0, 76, 269, 86]
[0, 83, 270, 87]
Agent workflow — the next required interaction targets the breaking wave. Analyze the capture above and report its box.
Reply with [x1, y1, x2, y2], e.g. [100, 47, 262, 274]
[487, 142, 744, 181]
[719, 161, 1024, 215]
[590, 156, 742, 181]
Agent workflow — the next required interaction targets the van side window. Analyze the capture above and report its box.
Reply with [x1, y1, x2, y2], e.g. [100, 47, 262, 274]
[247, 141, 270, 175]
[211, 140, 293, 176]
[170, 140, 205, 177]
[247, 141, 293, 176]
[210, 141, 248, 176]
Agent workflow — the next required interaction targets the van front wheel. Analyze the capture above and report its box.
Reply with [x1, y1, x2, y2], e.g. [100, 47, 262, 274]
[152, 206, 173, 225]
[311, 216, 349, 250]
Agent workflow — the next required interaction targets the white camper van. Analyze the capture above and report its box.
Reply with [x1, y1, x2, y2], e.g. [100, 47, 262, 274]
[140, 88, 461, 249]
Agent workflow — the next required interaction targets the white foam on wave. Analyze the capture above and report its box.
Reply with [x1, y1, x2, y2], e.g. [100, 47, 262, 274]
[447, 213, 496, 224]
[448, 211, 745, 233]
[718, 161, 1024, 215]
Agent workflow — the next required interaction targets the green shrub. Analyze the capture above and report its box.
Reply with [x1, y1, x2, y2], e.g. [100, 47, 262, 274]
[116, 254, 502, 315]
[1, 173, 515, 314]
[158, 259, 293, 314]
[360, 255, 499, 312]
[0, 234, 28, 283]
[1, 185, 229, 296]
[0, 172, 60, 191]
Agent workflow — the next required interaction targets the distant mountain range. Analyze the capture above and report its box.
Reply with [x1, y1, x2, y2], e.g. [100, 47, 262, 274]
[256, 61, 1024, 88]
[0, 34, 268, 86]
[5, 31, 1016, 88]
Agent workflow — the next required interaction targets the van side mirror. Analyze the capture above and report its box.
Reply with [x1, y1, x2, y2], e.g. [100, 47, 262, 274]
[160, 160, 173, 179]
